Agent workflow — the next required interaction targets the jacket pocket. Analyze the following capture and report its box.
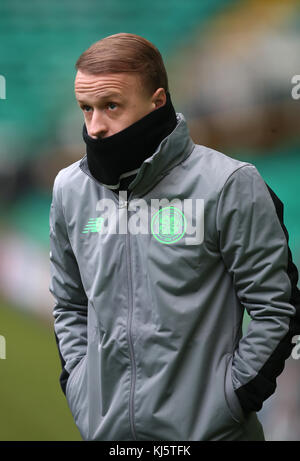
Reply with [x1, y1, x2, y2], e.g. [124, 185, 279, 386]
[65, 355, 88, 428]
[224, 354, 246, 424]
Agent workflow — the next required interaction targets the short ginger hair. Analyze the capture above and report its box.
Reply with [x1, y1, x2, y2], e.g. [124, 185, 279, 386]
[75, 33, 169, 95]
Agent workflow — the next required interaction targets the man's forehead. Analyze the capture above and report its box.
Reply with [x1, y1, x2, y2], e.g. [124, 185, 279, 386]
[74, 71, 139, 97]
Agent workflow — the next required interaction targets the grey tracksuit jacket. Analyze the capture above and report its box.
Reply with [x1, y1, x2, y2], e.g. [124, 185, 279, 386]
[49, 113, 300, 441]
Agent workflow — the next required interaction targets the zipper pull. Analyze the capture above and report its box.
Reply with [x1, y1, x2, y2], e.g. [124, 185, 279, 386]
[118, 190, 131, 209]
[118, 199, 128, 209]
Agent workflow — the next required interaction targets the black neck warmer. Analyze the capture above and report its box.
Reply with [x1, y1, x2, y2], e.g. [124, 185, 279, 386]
[82, 92, 177, 189]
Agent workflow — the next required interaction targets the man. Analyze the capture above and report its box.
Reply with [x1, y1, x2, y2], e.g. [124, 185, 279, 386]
[49, 33, 300, 441]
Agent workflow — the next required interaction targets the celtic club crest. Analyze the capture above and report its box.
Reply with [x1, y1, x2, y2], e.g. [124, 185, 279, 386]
[151, 206, 187, 244]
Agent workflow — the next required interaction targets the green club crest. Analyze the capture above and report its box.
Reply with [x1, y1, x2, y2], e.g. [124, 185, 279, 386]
[151, 206, 187, 244]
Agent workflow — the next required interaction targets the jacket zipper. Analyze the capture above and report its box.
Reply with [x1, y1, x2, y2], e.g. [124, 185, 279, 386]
[124, 198, 138, 441]
[118, 192, 137, 440]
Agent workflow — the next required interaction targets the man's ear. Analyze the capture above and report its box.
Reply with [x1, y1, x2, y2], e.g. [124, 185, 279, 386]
[152, 88, 167, 109]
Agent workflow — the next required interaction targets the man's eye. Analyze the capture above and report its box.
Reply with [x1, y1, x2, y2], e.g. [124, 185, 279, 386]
[82, 105, 92, 112]
[107, 102, 117, 110]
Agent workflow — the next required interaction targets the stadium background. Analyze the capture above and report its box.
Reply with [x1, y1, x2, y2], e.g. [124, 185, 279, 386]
[0, 0, 299, 441]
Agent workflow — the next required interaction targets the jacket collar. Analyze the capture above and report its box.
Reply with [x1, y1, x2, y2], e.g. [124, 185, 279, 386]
[79, 112, 195, 198]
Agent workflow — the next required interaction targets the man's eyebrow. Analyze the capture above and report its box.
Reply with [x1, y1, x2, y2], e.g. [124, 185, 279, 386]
[76, 91, 123, 103]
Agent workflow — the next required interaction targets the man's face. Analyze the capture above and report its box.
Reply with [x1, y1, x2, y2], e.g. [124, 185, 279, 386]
[75, 71, 166, 139]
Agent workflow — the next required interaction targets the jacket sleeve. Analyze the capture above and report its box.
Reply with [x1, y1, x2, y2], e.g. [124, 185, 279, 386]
[216, 164, 300, 413]
[49, 171, 88, 395]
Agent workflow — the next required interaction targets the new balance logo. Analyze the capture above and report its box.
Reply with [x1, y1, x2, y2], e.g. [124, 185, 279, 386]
[82, 217, 104, 233]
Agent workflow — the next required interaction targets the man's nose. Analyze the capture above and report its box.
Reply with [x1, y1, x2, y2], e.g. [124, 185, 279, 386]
[88, 111, 109, 139]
